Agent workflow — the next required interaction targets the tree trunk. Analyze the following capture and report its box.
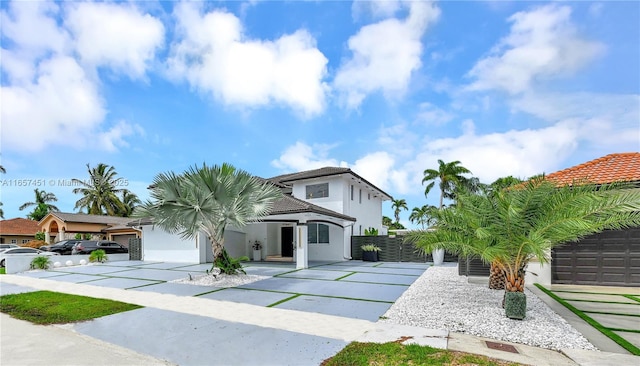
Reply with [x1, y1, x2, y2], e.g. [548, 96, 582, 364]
[502, 261, 528, 307]
[210, 237, 225, 263]
[488, 261, 505, 290]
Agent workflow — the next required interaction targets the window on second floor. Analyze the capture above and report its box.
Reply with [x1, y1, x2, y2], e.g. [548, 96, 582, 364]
[350, 185, 354, 200]
[359, 189, 362, 203]
[306, 183, 329, 199]
[308, 223, 329, 244]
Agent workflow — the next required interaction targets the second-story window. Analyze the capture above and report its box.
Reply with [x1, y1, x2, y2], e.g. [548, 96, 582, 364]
[359, 189, 362, 203]
[306, 183, 329, 199]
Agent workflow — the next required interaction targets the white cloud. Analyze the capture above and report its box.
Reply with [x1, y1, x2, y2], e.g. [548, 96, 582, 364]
[0, 1, 150, 153]
[351, 152, 396, 191]
[1, 56, 106, 152]
[271, 142, 347, 171]
[66, 2, 165, 79]
[166, 2, 328, 117]
[415, 102, 455, 125]
[467, 4, 604, 94]
[334, 1, 440, 108]
[351, 0, 403, 20]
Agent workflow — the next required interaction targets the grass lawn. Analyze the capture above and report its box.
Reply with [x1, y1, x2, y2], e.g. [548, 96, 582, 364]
[0, 268, 5, 274]
[322, 341, 523, 366]
[0, 290, 142, 324]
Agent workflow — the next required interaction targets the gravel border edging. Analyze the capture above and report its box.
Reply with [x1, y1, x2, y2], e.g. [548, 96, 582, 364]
[381, 265, 597, 351]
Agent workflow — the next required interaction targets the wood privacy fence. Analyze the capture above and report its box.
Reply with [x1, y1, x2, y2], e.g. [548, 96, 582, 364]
[351, 236, 458, 263]
[129, 238, 142, 260]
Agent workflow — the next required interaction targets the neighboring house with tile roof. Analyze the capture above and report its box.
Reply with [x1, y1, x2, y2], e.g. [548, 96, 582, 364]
[138, 167, 392, 268]
[524, 152, 640, 287]
[38, 212, 141, 247]
[0, 218, 39, 245]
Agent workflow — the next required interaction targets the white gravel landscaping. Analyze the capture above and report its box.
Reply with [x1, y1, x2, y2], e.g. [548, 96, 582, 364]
[381, 265, 598, 351]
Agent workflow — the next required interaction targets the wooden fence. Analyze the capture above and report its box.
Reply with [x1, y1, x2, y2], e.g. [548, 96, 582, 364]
[351, 236, 457, 263]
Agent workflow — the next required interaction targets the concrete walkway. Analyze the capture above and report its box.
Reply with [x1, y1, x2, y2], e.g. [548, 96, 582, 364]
[1, 264, 639, 366]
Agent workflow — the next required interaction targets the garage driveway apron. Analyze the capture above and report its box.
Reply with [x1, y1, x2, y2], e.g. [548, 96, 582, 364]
[9, 260, 430, 366]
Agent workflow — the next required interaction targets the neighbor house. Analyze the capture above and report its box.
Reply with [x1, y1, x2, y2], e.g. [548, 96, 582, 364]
[137, 167, 392, 268]
[0, 218, 39, 245]
[525, 152, 640, 287]
[38, 212, 141, 247]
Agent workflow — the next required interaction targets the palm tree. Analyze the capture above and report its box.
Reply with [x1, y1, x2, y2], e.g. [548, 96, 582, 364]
[422, 160, 472, 209]
[391, 198, 408, 224]
[0, 165, 5, 174]
[19, 189, 59, 220]
[73, 163, 126, 215]
[134, 163, 282, 273]
[406, 178, 640, 318]
[120, 190, 142, 217]
[409, 205, 437, 229]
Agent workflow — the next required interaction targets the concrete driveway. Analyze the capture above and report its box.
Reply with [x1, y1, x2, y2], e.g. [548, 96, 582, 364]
[530, 284, 640, 355]
[2, 260, 429, 365]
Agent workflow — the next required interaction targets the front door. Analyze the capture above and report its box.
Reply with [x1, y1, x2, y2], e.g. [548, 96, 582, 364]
[281, 227, 294, 257]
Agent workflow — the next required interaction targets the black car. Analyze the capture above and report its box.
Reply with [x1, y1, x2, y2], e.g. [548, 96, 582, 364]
[40, 240, 81, 255]
[72, 240, 129, 255]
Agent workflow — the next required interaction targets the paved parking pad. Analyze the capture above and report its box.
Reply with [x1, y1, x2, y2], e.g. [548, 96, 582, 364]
[132, 282, 218, 296]
[274, 295, 392, 321]
[244, 267, 294, 276]
[342, 272, 418, 285]
[198, 288, 294, 306]
[567, 301, 640, 316]
[83, 277, 162, 289]
[279, 269, 353, 280]
[240, 277, 408, 302]
[44, 273, 108, 284]
[104, 268, 193, 282]
[16, 270, 72, 279]
[312, 264, 426, 276]
[51, 265, 132, 275]
[556, 292, 638, 304]
[73, 307, 347, 366]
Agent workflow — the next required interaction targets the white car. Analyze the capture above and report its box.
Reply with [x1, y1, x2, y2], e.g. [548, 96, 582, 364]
[0, 247, 60, 267]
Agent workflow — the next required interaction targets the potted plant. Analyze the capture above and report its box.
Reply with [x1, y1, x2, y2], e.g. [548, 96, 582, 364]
[252, 240, 262, 261]
[432, 247, 445, 266]
[361, 244, 381, 262]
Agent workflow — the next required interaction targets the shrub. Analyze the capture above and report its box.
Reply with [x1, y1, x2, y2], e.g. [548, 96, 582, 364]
[84, 233, 92, 240]
[361, 244, 381, 252]
[22, 240, 46, 249]
[34, 231, 46, 241]
[505, 292, 527, 320]
[214, 249, 249, 275]
[30, 256, 51, 270]
[89, 250, 108, 263]
[74, 233, 82, 240]
[364, 227, 379, 236]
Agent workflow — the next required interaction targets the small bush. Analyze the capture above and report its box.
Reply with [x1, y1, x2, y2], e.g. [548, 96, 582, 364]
[361, 244, 381, 252]
[84, 233, 92, 240]
[34, 231, 46, 241]
[214, 249, 249, 275]
[22, 240, 46, 249]
[89, 250, 108, 263]
[74, 233, 82, 240]
[30, 256, 51, 270]
[505, 291, 527, 320]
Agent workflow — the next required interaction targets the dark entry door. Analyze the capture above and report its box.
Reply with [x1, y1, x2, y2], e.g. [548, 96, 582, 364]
[281, 227, 294, 257]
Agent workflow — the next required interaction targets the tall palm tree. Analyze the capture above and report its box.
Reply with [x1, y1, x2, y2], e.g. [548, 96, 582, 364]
[391, 198, 408, 224]
[422, 160, 472, 209]
[19, 189, 59, 220]
[406, 178, 640, 318]
[409, 205, 437, 229]
[120, 190, 142, 217]
[73, 163, 126, 216]
[134, 163, 283, 273]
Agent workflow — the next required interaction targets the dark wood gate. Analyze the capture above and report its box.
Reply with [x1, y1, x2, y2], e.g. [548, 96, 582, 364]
[128, 238, 142, 260]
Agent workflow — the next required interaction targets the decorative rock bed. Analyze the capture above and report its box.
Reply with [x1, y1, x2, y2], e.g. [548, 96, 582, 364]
[381, 266, 597, 351]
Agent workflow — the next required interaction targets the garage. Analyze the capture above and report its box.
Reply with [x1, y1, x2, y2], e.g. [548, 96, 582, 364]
[111, 234, 138, 248]
[552, 227, 640, 287]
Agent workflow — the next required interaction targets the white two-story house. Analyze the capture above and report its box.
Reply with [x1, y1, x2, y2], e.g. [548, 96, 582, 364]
[137, 167, 392, 268]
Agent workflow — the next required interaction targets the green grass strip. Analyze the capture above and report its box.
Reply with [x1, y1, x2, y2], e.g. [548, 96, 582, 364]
[535, 284, 640, 356]
[334, 272, 356, 281]
[623, 295, 640, 303]
[236, 287, 394, 304]
[552, 289, 638, 297]
[0, 268, 6, 275]
[0, 290, 141, 325]
[607, 328, 640, 334]
[267, 294, 301, 307]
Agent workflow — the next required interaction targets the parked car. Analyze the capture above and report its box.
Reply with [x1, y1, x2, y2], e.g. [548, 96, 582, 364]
[0, 247, 60, 267]
[0, 244, 20, 253]
[40, 240, 81, 255]
[72, 240, 129, 255]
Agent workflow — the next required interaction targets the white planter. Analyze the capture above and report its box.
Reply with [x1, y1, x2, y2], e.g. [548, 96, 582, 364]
[253, 249, 261, 261]
[432, 248, 445, 266]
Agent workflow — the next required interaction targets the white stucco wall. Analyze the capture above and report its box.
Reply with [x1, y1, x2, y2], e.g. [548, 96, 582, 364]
[141, 225, 207, 263]
[525, 260, 552, 286]
[307, 224, 346, 261]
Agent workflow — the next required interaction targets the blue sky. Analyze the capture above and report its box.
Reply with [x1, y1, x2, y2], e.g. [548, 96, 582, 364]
[1, 0, 639, 228]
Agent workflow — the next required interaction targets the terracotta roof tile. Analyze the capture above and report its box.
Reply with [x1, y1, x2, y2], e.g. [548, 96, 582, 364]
[545, 152, 640, 185]
[0, 218, 39, 235]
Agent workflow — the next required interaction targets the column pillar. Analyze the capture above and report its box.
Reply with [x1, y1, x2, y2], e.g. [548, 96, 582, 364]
[45, 230, 50, 244]
[296, 222, 308, 269]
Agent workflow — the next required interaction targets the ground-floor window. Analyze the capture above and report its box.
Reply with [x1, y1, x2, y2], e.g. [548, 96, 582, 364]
[308, 223, 329, 244]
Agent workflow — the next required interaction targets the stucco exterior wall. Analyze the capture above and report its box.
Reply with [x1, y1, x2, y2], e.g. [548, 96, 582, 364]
[141, 225, 204, 263]
[307, 224, 345, 261]
[0, 235, 34, 245]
